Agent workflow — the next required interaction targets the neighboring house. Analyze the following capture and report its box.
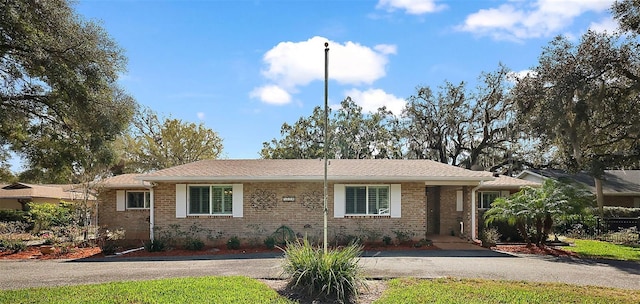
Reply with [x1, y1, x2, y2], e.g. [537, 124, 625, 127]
[0, 183, 96, 211]
[98, 159, 540, 245]
[517, 169, 640, 208]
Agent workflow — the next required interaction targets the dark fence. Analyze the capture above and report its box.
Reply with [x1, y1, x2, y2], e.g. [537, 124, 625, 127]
[595, 217, 639, 244]
[598, 217, 640, 232]
[561, 217, 639, 244]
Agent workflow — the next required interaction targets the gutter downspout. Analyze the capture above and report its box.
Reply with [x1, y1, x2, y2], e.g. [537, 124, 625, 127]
[146, 183, 156, 241]
[471, 181, 483, 242]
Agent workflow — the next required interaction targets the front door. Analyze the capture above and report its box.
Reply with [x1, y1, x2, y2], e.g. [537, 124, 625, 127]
[426, 186, 440, 234]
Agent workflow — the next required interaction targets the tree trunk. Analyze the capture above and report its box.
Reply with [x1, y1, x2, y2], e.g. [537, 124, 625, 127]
[542, 213, 553, 245]
[594, 177, 604, 218]
[535, 218, 544, 246]
[516, 221, 531, 246]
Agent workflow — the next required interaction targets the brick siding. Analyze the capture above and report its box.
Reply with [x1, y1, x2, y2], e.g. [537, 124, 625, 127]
[98, 189, 150, 240]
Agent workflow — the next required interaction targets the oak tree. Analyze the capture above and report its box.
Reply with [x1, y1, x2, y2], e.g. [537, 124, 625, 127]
[118, 108, 224, 172]
[0, 0, 136, 181]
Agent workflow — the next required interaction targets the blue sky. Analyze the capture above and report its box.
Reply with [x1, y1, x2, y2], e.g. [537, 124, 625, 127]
[16, 0, 620, 170]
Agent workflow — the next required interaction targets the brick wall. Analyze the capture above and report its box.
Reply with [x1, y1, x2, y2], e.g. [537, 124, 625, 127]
[149, 181, 427, 246]
[437, 186, 469, 238]
[98, 189, 150, 240]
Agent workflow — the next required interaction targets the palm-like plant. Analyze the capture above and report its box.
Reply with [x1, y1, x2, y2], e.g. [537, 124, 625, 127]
[484, 179, 594, 246]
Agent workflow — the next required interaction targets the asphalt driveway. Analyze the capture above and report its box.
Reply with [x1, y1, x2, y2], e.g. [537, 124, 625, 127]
[1, 250, 639, 291]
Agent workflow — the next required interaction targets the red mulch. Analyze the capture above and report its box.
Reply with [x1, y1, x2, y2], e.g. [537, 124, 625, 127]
[0, 246, 103, 260]
[493, 244, 580, 257]
[0, 243, 436, 260]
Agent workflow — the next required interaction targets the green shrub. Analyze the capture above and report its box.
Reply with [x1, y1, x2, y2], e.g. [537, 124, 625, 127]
[413, 238, 432, 247]
[599, 207, 640, 218]
[226, 236, 240, 250]
[392, 229, 414, 244]
[282, 238, 366, 303]
[144, 239, 166, 252]
[0, 238, 26, 253]
[100, 241, 119, 255]
[481, 227, 501, 247]
[0, 210, 28, 223]
[264, 236, 276, 249]
[184, 237, 205, 251]
[382, 236, 392, 246]
[27, 203, 73, 233]
[0, 221, 29, 234]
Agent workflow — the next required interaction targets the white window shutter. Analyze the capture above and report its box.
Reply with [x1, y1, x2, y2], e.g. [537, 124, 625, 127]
[232, 184, 243, 218]
[333, 184, 345, 218]
[390, 184, 402, 218]
[175, 184, 187, 218]
[116, 190, 125, 211]
[501, 190, 510, 198]
[456, 190, 463, 212]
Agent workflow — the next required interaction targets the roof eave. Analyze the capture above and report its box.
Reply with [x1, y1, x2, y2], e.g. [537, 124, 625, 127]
[139, 175, 494, 183]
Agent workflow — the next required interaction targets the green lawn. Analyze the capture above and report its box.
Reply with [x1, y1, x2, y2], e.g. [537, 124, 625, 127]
[563, 239, 640, 261]
[3, 276, 640, 304]
[374, 278, 640, 304]
[0, 276, 293, 304]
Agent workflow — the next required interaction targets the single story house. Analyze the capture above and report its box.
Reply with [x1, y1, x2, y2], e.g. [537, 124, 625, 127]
[517, 169, 640, 208]
[98, 159, 539, 245]
[0, 182, 96, 211]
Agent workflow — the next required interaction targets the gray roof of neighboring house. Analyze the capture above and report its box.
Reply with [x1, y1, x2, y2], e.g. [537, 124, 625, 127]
[139, 159, 496, 183]
[519, 169, 640, 195]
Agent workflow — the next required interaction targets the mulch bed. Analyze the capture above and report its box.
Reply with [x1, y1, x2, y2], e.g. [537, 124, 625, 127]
[0, 243, 438, 260]
[1, 243, 580, 260]
[0, 246, 102, 260]
[493, 244, 579, 257]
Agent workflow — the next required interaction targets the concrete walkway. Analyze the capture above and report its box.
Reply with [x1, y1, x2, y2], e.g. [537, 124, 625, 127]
[428, 235, 485, 250]
[1, 250, 638, 291]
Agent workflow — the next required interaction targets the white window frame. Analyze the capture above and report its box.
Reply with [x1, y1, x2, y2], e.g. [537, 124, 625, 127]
[345, 184, 390, 216]
[478, 191, 500, 209]
[126, 190, 150, 209]
[187, 184, 234, 216]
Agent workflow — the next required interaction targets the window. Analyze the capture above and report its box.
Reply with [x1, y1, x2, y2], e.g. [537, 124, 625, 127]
[188, 185, 233, 215]
[126, 191, 150, 209]
[345, 185, 389, 215]
[478, 191, 499, 209]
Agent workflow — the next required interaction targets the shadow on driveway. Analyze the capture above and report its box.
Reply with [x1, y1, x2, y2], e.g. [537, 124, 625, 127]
[518, 254, 640, 275]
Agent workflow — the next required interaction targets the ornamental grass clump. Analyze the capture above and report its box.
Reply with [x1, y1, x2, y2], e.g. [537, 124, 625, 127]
[282, 238, 366, 303]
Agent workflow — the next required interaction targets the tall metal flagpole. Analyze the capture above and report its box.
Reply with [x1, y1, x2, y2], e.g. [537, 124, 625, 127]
[323, 42, 329, 254]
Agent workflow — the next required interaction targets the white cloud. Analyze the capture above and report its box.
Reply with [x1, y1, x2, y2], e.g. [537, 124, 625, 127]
[374, 44, 398, 55]
[376, 0, 446, 15]
[250, 85, 291, 105]
[197, 112, 206, 120]
[589, 17, 619, 34]
[253, 36, 396, 105]
[458, 0, 615, 41]
[344, 88, 406, 116]
[507, 69, 535, 82]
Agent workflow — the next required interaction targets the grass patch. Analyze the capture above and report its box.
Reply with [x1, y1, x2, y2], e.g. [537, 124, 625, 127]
[0, 276, 293, 304]
[375, 278, 640, 304]
[563, 239, 640, 261]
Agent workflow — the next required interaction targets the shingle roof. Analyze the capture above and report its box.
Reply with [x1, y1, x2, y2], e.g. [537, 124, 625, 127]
[140, 159, 495, 182]
[523, 169, 640, 194]
[479, 175, 540, 189]
[0, 183, 94, 200]
[99, 173, 150, 189]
